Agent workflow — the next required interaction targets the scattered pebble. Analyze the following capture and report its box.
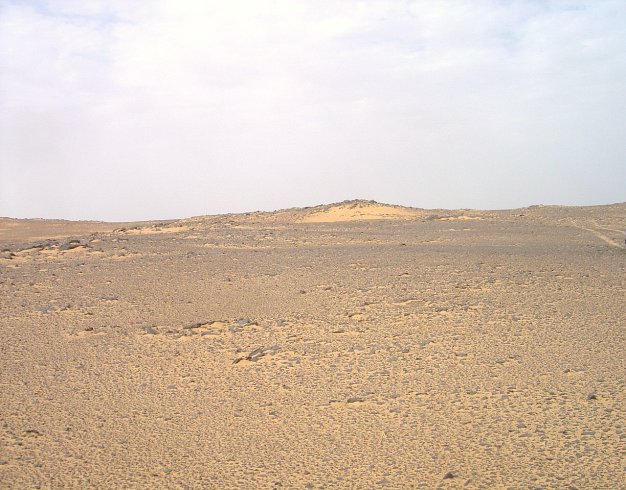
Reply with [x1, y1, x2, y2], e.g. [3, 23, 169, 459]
[347, 397, 364, 403]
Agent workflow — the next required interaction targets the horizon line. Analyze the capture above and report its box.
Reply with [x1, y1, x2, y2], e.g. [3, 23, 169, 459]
[1, 198, 625, 223]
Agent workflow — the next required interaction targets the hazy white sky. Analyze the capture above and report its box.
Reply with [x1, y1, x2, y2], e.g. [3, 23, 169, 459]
[1, 0, 625, 221]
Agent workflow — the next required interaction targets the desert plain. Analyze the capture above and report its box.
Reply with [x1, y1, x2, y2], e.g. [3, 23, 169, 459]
[0, 200, 625, 489]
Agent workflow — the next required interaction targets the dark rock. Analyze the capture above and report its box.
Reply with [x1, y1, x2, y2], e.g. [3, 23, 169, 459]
[234, 344, 280, 363]
[236, 318, 254, 326]
[144, 326, 158, 335]
[60, 242, 83, 251]
[443, 471, 456, 479]
[347, 397, 363, 403]
[247, 347, 266, 361]
[586, 392, 597, 400]
[184, 321, 210, 329]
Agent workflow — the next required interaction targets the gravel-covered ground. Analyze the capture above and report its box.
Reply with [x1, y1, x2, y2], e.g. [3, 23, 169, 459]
[1, 201, 624, 488]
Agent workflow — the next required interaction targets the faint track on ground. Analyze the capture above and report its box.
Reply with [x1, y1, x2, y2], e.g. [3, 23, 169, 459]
[568, 219, 625, 249]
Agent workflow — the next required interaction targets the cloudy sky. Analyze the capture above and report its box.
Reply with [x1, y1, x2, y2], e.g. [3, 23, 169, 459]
[1, 0, 625, 221]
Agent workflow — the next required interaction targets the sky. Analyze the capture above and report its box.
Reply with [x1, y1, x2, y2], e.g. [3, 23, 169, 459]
[1, 0, 625, 221]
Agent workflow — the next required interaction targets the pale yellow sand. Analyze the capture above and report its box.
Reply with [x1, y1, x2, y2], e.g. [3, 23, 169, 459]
[300, 202, 423, 222]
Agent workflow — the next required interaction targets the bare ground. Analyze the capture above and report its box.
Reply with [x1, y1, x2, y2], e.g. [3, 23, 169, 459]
[1, 201, 625, 488]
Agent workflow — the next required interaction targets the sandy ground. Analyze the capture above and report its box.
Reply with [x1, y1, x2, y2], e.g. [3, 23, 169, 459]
[0, 218, 171, 245]
[1, 200, 625, 488]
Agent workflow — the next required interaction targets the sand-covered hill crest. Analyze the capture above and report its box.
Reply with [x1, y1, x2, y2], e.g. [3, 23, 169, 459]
[294, 200, 424, 223]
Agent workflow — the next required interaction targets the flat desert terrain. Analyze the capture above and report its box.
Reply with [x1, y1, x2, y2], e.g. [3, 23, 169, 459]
[1, 200, 625, 488]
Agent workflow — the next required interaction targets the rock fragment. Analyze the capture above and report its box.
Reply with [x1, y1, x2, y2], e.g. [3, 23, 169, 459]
[233, 345, 280, 364]
[184, 321, 210, 329]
